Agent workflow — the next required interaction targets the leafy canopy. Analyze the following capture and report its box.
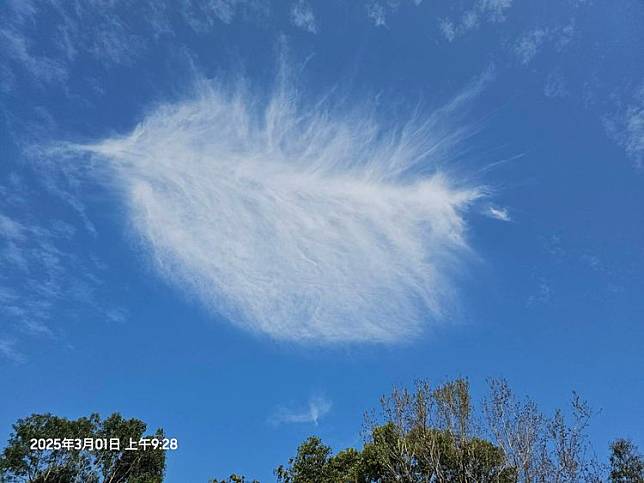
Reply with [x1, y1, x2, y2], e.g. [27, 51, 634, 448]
[0, 413, 165, 483]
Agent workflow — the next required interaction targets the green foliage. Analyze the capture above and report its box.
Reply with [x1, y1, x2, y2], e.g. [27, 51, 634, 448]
[274, 436, 342, 482]
[0, 413, 165, 483]
[610, 439, 644, 482]
[275, 427, 515, 483]
[0, 413, 99, 483]
[274, 436, 365, 482]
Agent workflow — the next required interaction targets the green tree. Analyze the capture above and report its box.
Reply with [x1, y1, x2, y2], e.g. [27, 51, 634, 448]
[0, 413, 165, 483]
[276, 380, 517, 482]
[275, 436, 360, 482]
[357, 379, 516, 482]
[95, 414, 165, 483]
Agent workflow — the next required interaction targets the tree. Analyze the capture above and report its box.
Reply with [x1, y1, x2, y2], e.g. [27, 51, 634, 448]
[276, 380, 516, 482]
[276, 378, 612, 482]
[484, 379, 603, 482]
[609, 439, 643, 482]
[0, 413, 165, 483]
[357, 379, 516, 482]
[274, 437, 362, 482]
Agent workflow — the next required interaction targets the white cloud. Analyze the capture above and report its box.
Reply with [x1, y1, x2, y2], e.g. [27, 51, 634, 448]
[0, 218, 69, 336]
[544, 71, 568, 99]
[486, 206, 511, 222]
[512, 22, 575, 66]
[623, 88, 644, 168]
[527, 277, 552, 307]
[555, 21, 575, 50]
[366, 2, 387, 28]
[180, 0, 270, 31]
[440, 19, 457, 42]
[514, 28, 547, 65]
[270, 396, 332, 426]
[0, 171, 121, 357]
[365, 0, 425, 27]
[462, 10, 480, 31]
[0, 0, 150, 90]
[478, 0, 513, 22]
[0, 338, 24, 363]
[182, 0, 235, 28]
[0, 214, 25, 240]
[208, 0, 237, 24]
[291, 0, 317, 33]
[0, 27, 67, 86]
[0, 0, 273, 92]
[604, 82, 644, 168]
[67, 73, 486, 344]
[439, 0, 513, 42]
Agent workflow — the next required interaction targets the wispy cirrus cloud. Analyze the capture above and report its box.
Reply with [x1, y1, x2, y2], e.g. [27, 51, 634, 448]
[512, 22, 575, 65]
[0, 0, 147, 91]
[623, 99, 644, 169]
[0, 206, 93, 338]
[365, 0, 423, 28]
[604, 81, 644, 169]
[514, 28, 548, 65]
[290, 0, 317, 34]
[544, 71, 568, 99]
[439, 0, 513, 42]
[270, 396, 332, 426]
[0, 0, 269, 92]
[180, 0, 269, 31]
[366, 2, 388, 27]
[0, 171, 120, 361]
[63, 71, 488, 344]
[486, 206, 511, 222]
[0, 338, 24, 363]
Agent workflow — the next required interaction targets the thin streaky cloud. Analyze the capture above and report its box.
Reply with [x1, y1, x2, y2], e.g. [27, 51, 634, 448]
[0, 214, 25, 241]
[0, 176, 121, 353]
[0, 338, 25, 363]
[270, 396, 332, 426]
[486, 206, 511, 222]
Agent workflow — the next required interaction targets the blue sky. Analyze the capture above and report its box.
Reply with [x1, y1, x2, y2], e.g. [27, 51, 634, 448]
[1, 0, 643, 480]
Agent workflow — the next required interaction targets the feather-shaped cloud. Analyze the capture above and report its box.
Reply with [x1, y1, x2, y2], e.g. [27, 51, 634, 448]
[72, 78, 483, 343]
